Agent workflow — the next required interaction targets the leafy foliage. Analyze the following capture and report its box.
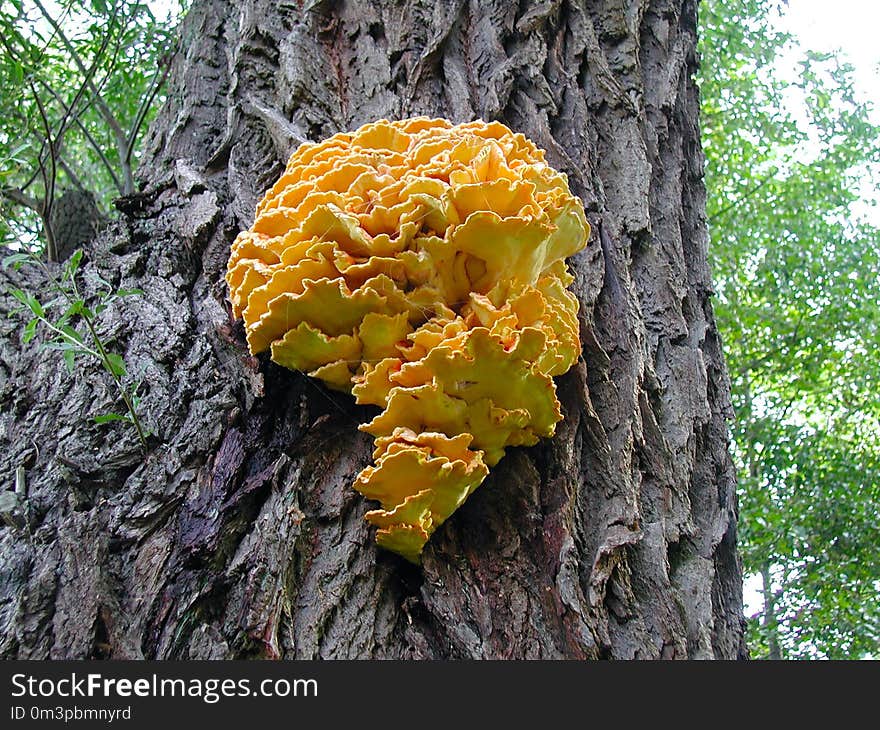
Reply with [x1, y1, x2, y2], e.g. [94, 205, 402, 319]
[0, 0, 184, 256]
[699, 0, 880, 658]
[3, 248, 148, 448]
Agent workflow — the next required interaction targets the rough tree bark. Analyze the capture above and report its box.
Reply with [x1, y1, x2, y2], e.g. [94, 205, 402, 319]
[0, 0, 746, 659]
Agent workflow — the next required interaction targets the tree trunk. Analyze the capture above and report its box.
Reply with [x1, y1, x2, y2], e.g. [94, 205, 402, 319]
[0, 0, 746, 659]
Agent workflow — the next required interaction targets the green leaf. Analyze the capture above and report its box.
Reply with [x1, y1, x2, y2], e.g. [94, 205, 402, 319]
[104, 352, 127, 378]
[43, 341, 80, 352]
[59, 325, 84, 345]
[62, 348, 76, 374]
[9, 288, 43, 318]
[6, 142, 30, 161]
[115, 287, 144, 297]
[67, 249, 83, 277]
[1, 252, 31, 269]
[22, 318, 38, 344]
[93, 412, 128, 425]
[64, 300, 84, 319]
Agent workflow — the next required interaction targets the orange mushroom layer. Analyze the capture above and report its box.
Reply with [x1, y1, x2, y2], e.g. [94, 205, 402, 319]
[226, 118, 589, 563]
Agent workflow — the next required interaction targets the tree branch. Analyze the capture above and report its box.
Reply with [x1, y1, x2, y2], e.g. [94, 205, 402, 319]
[36, 78, 124, 195]
[27, 77, 58, 262]
[31, 0, 127, 163]
[56, 158, 89, 195]
[0, 187, 42, 214]
[125, 59, 173, 167]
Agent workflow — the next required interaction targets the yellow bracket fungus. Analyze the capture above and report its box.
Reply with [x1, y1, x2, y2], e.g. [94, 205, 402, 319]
[226, 117, 589, 563]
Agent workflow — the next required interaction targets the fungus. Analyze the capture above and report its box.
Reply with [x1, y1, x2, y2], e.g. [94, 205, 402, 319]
[226, 117, 589, 563]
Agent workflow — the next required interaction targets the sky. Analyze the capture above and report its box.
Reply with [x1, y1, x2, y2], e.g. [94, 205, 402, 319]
[773, 0, 880, 225]
[780, 0, 880, 123]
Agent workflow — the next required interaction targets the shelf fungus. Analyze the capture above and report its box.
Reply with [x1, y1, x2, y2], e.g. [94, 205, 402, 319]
[226, 117, 589, 563]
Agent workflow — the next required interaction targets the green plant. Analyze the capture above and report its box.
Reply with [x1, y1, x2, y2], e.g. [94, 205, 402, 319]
[3, 248, 148, 450]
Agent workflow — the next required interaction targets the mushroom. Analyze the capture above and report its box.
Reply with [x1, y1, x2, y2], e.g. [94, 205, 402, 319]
[226, 117, 589, 562]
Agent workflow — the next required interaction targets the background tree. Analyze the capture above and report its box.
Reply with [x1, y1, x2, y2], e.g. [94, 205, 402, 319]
[0, 0, 744, 659]
[699, 0, 880, 658]
[0, 0, 180, 259]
